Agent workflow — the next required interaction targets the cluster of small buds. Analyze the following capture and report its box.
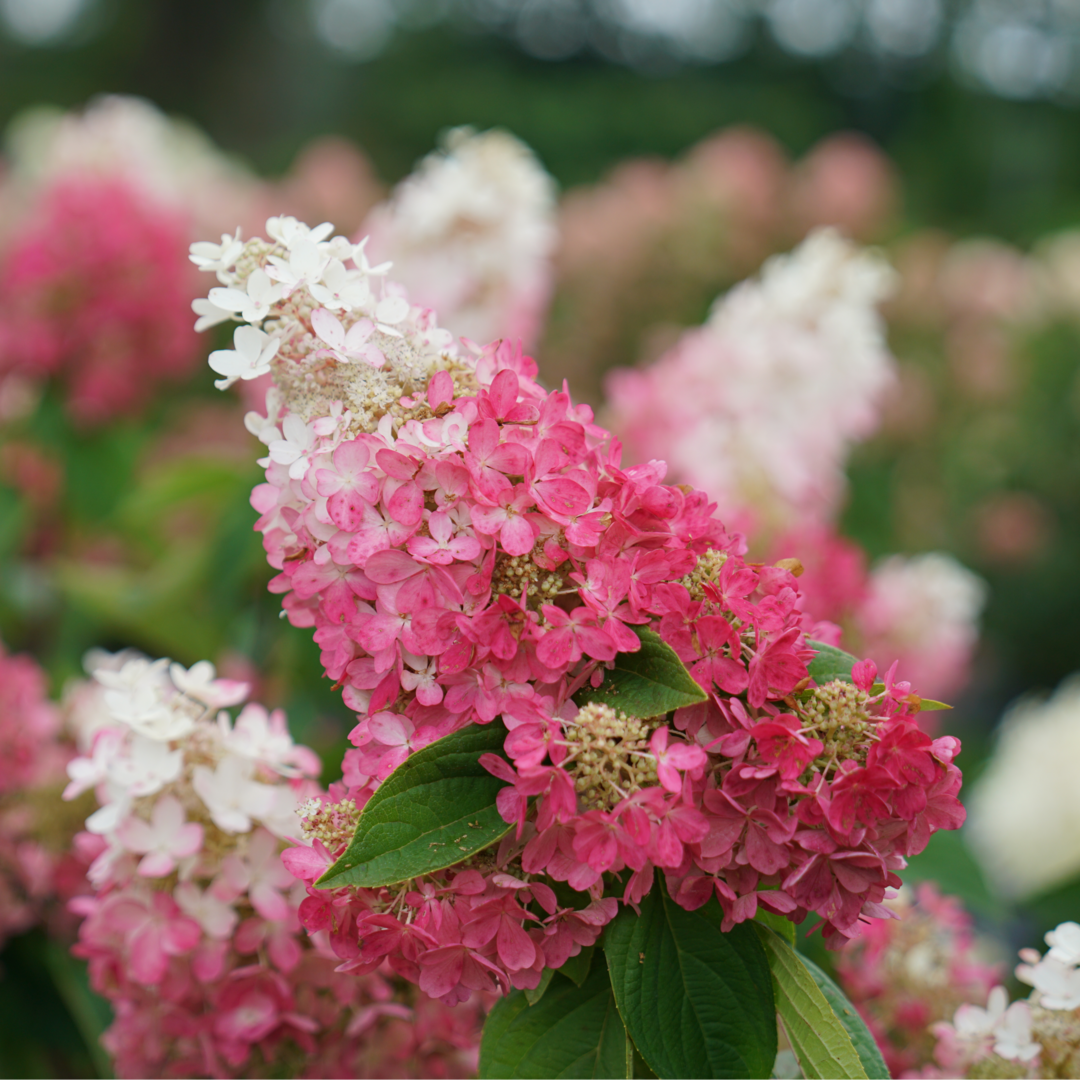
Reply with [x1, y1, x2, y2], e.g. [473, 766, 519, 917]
[561, 702, 660, 811]
[919, 921, 1080, 1079]
[360, 127, 557, 349]
[0, 640, 89, 947]
[191, 213, 966, 1007]
[834, 883, 1003, 1076]
[605, 228, 897, 537]
[65, 650, 484, 1079]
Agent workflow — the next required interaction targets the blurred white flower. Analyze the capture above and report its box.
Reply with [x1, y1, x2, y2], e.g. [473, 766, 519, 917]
[968, 676, 1080, 898]
[606, 228, 897, 533]
[361, 127, 557, 348]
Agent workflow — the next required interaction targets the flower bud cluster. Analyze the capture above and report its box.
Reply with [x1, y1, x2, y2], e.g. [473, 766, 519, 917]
[65, 651, 483, 1078]
[192, 214, 966, 1006]
[834, 883, 1002, 1076]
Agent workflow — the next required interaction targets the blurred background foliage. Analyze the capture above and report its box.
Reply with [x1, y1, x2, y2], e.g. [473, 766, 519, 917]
[4, 0, 1080, 242]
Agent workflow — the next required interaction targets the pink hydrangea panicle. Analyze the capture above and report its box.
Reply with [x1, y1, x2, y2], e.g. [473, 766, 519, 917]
[66, 648, 485, 1078]
[0, 639, 87, 947]
[0, 176, 200, 423]
[192, 213, 967, 1009]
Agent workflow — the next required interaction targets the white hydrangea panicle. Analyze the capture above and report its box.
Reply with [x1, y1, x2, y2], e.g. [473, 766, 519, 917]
[360, 127, 557, 348]
[191, 214, 463, 433]
[64, 649, 321, 888]
[858, 552, 987, 701]
[605, 227, 897, 534]
[968, 677, 1080, 898]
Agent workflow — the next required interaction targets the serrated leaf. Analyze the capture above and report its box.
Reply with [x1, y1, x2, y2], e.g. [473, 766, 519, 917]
[317, 720, 512, 889]
[480, 964, 629, 1079]
[799, 955, 889, 1080]
[575, 626, 707, 718]
[752, 926, 868, 1080]
[559, 945, 596, 987]
[806, 639, 860, 685]
[605, 885, 776, 1079]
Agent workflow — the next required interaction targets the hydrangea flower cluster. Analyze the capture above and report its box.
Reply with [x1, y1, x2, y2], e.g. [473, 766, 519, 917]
[0, 96, 259, 424]
[605, 228, 897, 535]
[192, 214, 965, 1007]
[0, 177, 200, 424]
[834, 883, 1002, 1076]
[361, 127, 556, 349]
[921, 921, 1080, 1078]
[0, 639, 86, 946]
[65, 652, 484, 1079]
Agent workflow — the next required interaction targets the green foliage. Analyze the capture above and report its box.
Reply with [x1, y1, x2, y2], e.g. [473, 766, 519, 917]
[317, 720, 513, 889]
[753, 908, 796, 947]
[560, 945, 597, 987]
[805, 639, 860, 685]
[574, 626, 707, 718]
[753, 926, 871, 1080]
[604, 886, 776, 1079]
[480, 965, 630, 1079]
[798, 954, 890, 1080]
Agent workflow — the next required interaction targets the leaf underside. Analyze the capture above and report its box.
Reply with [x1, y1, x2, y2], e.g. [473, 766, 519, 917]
[753, 925, 870, 1080]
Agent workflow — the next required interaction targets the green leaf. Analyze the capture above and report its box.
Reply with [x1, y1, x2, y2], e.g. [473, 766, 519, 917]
[799, 955, 889, 1080]
[805, 640, 860, 685]
[43, 942, 114, 1080]
[752, 926, 868, 1080]
[480, 964, 630, 1079]
[753, 908, 796, 948]
[630, 1043, 658, 1079]
[869, 684, 951, 711]
[605, 885, 776, 1079]
[317, 720, 513, 889]
[525, 968, 556, 1006]
[575, 626, 707, 718]
[560, 945, 596, 987]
